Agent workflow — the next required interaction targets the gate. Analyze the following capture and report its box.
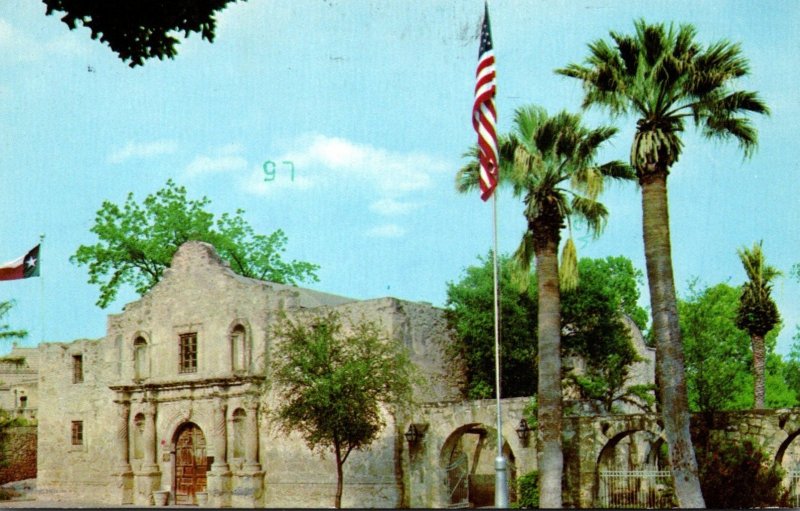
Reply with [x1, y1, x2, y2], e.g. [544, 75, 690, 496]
[597, 465, 673, 508]
[445, 452, 469, 508]
[174, 423, 209, 505]
[789, 470, 800, 508]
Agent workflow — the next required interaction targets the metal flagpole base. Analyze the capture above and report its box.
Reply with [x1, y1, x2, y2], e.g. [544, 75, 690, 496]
[495, 454, 509, 507]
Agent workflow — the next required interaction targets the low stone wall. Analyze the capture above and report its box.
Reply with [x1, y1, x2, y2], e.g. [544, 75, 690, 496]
[0, 425, 36, 484]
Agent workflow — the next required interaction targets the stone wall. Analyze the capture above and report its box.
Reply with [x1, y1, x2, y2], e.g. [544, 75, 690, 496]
[0, 425, 36, 484]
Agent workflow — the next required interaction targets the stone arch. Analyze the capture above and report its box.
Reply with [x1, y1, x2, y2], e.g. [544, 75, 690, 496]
[595, 424, 669, 508]
[228, 319, 251, 374]
[775, 428, 800, 470]
[132, 332, 150, 380]
[439, 422, 517, 508]
[231, 407, 247, 459]
[172, 421, 209, 505]
[131, 412, 145, 460]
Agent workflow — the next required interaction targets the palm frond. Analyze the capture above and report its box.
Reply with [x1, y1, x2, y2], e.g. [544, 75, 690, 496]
[559, 237, 579, 291]
[511, 231, 536, 292]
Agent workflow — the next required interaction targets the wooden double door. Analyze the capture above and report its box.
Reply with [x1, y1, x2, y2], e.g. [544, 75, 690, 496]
[174, 423, 209, 505]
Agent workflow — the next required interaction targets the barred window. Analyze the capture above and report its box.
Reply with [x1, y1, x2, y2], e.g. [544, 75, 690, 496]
[72, 355, 83, 383]
[179, 333, 197, 374]
[71, 421, 83, 446]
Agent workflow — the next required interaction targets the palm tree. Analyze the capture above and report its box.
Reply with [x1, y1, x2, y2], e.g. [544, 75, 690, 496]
[457, 105, 632, 508]
[557, 19, 769, 507]
[736, 241, 781, 409]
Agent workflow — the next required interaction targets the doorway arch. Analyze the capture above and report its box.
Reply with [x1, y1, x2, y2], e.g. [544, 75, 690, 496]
[440, 423, 517, 508]
[173, 422, 209, 505]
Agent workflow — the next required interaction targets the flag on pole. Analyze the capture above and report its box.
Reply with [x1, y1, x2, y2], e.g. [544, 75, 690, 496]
[0, 245, 40, 281]
[473, 2, 498, 201]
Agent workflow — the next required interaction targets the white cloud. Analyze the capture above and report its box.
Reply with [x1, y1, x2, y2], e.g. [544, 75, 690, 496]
[108, 140, 179, 164]
[0, 19, 88, 62]
[369, 198, 419, 216]
[366, 224, 406, 239]
[280, 134, 450, 195]
[184, 144, 248, 177]
[240, 162, 313, 196]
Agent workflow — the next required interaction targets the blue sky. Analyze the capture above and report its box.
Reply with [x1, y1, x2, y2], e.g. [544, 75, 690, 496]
[1, 0, 798, 356]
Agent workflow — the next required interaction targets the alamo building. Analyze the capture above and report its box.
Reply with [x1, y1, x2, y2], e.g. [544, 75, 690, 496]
[8, 240, 681, 508]
[33, 241, 465, 507]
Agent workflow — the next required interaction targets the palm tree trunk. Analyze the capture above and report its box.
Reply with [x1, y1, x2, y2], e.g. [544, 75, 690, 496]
[640, 173, 705, 508]
[751, 334, 766, 408]
[535, 234, 563, 508]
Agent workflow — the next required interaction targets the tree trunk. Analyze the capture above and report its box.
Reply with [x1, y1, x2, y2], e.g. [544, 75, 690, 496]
[640, 173, 705, 508]
[535, 234, 563, 508]
[334, 445, 344, 508]
[751, 334, 766, 408]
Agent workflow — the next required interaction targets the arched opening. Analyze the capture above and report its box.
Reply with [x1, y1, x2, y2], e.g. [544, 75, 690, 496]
[595, 428, 671, 508]
[230, 324, 249, 374]
[232, 408, 247, 460]
[775, 429, 800, 506]
[133, 336, 149, 380]
[440, 423, 517, 508]
[132, 413, 145, 461]
[172, 422, 209, 505]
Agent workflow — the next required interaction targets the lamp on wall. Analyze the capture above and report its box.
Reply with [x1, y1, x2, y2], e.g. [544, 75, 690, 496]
[405, 424, 421, 445]
[515, 419, 531, 446]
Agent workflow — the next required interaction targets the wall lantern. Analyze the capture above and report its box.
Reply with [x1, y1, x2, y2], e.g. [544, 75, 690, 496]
[405, 424, 421, 445]
[515, 419, 532, 446]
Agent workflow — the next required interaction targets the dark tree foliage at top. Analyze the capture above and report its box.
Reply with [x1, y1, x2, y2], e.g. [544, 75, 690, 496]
[42, 0, 243, 67]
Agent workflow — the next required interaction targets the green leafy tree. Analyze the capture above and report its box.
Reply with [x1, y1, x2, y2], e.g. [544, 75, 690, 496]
[457, 106, 632, 507]
[0, 301, 27, 343]
[680, 281, 752, 412]
[445, 252, 538, 399]
[558, 19, 768, 507]
[43, 0, 242, 67]
[736, 241, 782, 409]
[446, 254, 652, 413]
[680, 280, 792, 412]
[72, 179, 319, 308]
[270, 311, 414, 509]
[562, 257, 654, 413]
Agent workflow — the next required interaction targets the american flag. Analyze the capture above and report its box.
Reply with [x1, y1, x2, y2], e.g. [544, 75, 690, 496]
[473, 2, 498, 201]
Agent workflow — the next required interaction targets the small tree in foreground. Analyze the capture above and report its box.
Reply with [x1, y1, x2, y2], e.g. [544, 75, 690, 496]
[270, 311, 414, 509]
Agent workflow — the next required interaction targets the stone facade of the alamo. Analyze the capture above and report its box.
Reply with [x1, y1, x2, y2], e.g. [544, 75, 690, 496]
[35, 241, 463, 507]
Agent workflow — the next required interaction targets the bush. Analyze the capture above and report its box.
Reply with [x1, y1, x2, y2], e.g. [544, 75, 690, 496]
[696, 436, 788, 508]
[515, 470, 539, 508]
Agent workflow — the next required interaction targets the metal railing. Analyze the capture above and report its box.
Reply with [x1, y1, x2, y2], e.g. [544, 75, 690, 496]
[789, 470, 800, 508]
[597, 466, 674, 508]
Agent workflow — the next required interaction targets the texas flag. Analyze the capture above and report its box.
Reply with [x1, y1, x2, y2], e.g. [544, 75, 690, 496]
[0, 245, 40, 281]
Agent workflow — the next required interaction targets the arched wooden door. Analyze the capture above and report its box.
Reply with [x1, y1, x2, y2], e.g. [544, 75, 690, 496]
[174, 423, 208, 505]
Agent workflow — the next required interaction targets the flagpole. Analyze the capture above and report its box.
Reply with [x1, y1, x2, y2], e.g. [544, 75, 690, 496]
[39, 233, 45, 344]
[492, 189, 509, 508]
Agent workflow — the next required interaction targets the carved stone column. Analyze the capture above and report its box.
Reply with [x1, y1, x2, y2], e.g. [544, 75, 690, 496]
[208, 395, 232, 508]
[243, 399, 261, 472]
[113, 397, 134, 505]
[211, 398, 229, 472]
[133, 400, 161, 506]
[142, 401, 158, 472]
[231, 397, 264, 508]
[115, 399, 132, 473]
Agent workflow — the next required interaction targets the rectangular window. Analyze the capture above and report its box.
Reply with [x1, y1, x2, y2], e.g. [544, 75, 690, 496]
[179, 333, 197, 374]
[72, 355, 83, 383]
[71, 421, 83, 446]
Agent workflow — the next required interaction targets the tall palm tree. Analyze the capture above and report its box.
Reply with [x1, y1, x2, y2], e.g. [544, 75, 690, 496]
[557, 19, 769, 507]
[736, 241, 781, 409]
[457, 105, 632, 508]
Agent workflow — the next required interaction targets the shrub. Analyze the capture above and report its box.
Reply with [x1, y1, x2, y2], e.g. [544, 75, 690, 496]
[696, 436, 788, 508]
[515, 470, 539, 508]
